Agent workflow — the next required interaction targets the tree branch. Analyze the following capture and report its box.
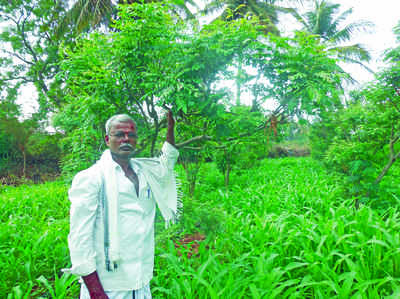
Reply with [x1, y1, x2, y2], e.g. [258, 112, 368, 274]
[387, 96, 400, 114]
[2, 15, 18, 26]
[0, 75, 32, 82]
[20, 10, 39, 63]
[182, 146, 203, 150]
[175, 116, 270, 149]
[123, 79, 150, 129]
[175, 135, 213, 148]
[3, 50, 33, 65]
[389, 124, 398, 158]
[374, 126, 400, 185]
[226, 119, 270, 142]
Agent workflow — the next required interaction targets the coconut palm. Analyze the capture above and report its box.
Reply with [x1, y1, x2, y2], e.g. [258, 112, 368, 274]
[60, 0, 114, 35]
[288, 0, 374, 72]
[204, 0, 277, 33]
[58, 0, 197, 36]
[202, 0, 303, 35]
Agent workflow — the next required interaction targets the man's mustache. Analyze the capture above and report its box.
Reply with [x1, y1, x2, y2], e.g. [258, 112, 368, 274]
[119, 144, 134, 150]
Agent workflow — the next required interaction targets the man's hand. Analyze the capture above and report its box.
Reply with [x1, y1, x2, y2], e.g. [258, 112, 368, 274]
[83, 271, 109, 299]
[166, 110, 175, 146]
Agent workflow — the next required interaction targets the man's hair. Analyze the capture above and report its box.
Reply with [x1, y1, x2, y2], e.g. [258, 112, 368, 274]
[105, 114, 136, 135]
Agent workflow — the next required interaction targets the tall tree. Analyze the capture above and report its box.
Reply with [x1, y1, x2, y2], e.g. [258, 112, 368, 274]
[201, 0, 302, 105]
[0, 0, 73, 115]
[288, 0, 373, 74]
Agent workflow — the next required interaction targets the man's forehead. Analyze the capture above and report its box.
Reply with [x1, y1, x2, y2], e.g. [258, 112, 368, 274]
[110, 121, 136, 131]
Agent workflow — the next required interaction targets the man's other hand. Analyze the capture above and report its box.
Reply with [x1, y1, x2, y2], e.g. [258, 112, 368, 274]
[83, 271, 109, 299]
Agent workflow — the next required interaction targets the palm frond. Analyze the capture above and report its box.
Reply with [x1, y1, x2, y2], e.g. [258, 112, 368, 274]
[331, 6, 353, 28]
[329, 20, 374, 44]
[201, 0, 227, 17]
[282, 6, 309, 29]
[56, 0, 114, 37]
[310, 0, 340, 37]
[393, 20, 400, 42]
[169, 0, 198, 20]
[384, 45, 400, 63]
[342, 57, 375, 76]
[78, 0, 113, 31]
[249, 0, 279, 24]
[328, 44, 374, 72]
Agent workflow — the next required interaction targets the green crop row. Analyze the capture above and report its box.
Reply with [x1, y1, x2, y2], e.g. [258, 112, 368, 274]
[0, 181, 78, 298]
[152, 158, 400, 298]
[1, 157, 400, 298]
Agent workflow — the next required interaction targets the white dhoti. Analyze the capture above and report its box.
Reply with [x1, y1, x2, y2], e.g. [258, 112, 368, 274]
[80, 283, 152, 299]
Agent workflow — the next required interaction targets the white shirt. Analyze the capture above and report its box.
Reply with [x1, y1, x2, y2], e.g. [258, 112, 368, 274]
[67, 142, 179, 291]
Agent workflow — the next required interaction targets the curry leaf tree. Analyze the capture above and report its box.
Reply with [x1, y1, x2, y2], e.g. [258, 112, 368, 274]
[55, 2, 261, 175]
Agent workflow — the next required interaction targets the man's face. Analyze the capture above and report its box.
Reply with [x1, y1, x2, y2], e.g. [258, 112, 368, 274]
[105, 120, 137, 158]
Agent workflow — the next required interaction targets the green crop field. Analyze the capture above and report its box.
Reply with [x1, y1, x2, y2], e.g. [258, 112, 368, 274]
[1, 157, 400, 298]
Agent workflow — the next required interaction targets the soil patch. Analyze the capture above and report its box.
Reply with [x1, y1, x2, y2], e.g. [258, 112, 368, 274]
[174, 232, 206, 258]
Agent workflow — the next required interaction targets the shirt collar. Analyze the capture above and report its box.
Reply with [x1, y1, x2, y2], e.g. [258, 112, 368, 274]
[130, 159, 141, 173]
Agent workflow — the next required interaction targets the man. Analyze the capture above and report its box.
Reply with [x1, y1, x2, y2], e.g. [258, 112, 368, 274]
[66, 111, 179, 299]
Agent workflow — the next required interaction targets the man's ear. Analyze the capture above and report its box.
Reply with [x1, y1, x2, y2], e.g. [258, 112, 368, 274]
[105, 135, 109, 144]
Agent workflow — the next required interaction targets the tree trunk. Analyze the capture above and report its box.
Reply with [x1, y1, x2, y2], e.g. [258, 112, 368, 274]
[225, 163, 230, 188]
[189, 177, 196, 196]
[374, 153, 399, 185]
[224, 149, 230, 187]
[236, 52, 243, 106]
[22, 150, 26, 178]
[150, 121, 159, 156]
[354, 197, 359, 210]
[181, 157, 198, 196]
[374, 130, 400, 185]
[187, 165, 198, 196]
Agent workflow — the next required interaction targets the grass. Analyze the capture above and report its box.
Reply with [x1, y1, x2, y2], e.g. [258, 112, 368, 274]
[1, 157, 400, 298]
[0, 181, 79, 298]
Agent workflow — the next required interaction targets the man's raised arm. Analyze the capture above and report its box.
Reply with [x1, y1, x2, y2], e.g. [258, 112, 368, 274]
[166, 110, 175, 146]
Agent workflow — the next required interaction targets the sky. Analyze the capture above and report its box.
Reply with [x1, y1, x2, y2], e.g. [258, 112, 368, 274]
[15, 0, 400, 116]
[337, 0, 400, 83]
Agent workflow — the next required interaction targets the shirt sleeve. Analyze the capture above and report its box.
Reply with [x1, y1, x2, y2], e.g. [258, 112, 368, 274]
[67, 167, 101, 276]
[159, 141, 179, 171]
